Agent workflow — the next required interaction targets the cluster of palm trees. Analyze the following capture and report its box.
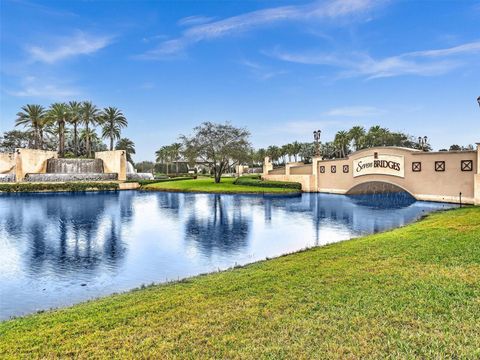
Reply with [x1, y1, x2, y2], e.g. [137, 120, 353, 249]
[155, 143, 183, 175]
[15, 102, 129, 158]
[325, 125, 424, 159]
[254, 141, 315, 166]
[257, 126, 424, 165]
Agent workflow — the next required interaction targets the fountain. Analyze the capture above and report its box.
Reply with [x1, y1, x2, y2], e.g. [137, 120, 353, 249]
[126, 161, 154, 181]
[0, 174, 15, 182]
[25, 158, 118, 182]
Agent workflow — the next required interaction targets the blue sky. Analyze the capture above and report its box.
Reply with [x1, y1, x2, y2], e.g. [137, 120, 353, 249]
[1, 0, 479, 161]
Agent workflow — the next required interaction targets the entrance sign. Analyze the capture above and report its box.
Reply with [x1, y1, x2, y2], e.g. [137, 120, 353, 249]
[353, 154, 404, 178]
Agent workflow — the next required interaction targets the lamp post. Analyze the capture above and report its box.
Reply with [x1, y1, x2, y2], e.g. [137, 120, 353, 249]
[418, 136, 428, 151]
[477, 96, 480, 108]
[313, 130, 321, 156]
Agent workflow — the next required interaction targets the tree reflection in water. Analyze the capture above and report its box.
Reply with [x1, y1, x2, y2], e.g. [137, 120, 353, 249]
[184, 195, 249, 257]
[0, 192, 128, 277]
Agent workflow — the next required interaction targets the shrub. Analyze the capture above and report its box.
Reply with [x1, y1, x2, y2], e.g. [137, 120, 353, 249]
[233, 177, 301, 190]
[0, 182, 119, 193]
[136, 177, 196, 186]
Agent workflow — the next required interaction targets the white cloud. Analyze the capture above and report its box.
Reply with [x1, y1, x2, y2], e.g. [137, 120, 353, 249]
[269, 40, 480, 79]
[177, 15, 215, 27]
[27, 31, 112, 64]
[239, 59, 287, 80]
[6, 76, 79, 99]
[140, 0, 382, 59]
[324, 106, 385, 117]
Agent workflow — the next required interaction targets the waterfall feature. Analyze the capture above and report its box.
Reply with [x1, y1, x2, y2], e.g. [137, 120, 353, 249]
[25, 158, 118, 182]
[126, 161, 154, 181]
[46, 159, 104, 174]
[0, 174, 15, 182]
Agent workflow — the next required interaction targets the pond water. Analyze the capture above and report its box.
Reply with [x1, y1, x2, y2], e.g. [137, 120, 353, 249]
[0, 191, 454, 320]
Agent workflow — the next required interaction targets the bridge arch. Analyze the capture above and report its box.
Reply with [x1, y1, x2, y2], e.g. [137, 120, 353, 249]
[346, 180, 416, 199]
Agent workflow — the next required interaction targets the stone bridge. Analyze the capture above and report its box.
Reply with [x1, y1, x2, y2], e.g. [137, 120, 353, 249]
[263, 145, 480, 205]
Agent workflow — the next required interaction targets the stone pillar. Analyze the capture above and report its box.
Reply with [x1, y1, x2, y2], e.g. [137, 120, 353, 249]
[15, 148, 58, 182]
[311, 156, 321, 192]
[263, 157, 273, 176]
[95, 150, 127, 181]
[475, 143, 480, 205]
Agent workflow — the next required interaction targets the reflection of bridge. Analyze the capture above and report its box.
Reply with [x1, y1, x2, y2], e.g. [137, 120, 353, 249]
[264, 145, 480, 204]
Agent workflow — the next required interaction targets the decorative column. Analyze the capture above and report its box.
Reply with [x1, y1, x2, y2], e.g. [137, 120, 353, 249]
[311, 156, 320, 192]
[263, 157, 273, 177]
[475, 143, 480, 205]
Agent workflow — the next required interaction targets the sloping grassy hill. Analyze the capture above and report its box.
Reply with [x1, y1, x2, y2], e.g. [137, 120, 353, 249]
[1, 207, 479, 359]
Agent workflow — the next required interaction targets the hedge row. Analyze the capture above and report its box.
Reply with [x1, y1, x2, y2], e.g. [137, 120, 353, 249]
[136, 176, 196, 186]
[0, 182, 120, 193]
[233, 177, 302, 190]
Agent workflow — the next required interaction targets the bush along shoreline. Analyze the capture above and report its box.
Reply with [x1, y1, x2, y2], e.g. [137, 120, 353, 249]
[234, 175, 302, 190]
[0, 182, 120, 193]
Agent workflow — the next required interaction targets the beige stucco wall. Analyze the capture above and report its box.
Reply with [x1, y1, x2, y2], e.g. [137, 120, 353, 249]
[15, 148, 58, 181]
[95, 150, 127, 181]
[315, 148, 476, 203]
[263, 174, 315, 192]
[288, 163, 312, 175]
[264, 146, 480, 204]
[0, 153, 16, 174]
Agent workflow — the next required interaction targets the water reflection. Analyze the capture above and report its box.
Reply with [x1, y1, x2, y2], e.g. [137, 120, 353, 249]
[0, 191, 453, 320]
[185, 195, 249, 257]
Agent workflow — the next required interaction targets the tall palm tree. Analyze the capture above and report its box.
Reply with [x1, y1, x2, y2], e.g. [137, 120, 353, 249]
[334, 131, 350, 158]
[81, 101, 100, 157]
[169, 142, 182, 175]
[15, 104, 46, 149]
[47, 103, 69, 157]
[348, 126, 366, 151]
[68, 101, 82, 156]
[100, 107, 128, 151]
[115, 138, 135, 163]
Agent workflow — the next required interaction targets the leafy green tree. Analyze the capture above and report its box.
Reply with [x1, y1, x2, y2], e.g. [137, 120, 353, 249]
[100, 107, 128, 151]
[15, 104, 47, 149]
[0, 130, 33, 152]
[116, 138, 136, 163]
[181, 122, 250, 183]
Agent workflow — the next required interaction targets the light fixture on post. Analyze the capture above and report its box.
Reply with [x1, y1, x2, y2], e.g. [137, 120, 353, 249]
[418, 136, 428, 151]
[313, 130, 321, 156]
[477, 96, 480, 108]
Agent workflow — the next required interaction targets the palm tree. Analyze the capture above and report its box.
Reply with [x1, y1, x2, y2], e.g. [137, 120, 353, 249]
[169, 143, 182, 175]
[115, 138, 135, 163]
[68, 101, 82, 156]
[266, 145, 280, 165]
[46, 103, 69, 157]
[291, 141, 302, 162]
[334, 131, 350, 158]
[15, 104, 46, 149]
[348, 126, 366, 151]
[81, 101, 100, 157]
[100, 107, 128, 151]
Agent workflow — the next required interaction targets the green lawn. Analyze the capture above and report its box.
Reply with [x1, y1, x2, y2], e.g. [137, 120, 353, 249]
[1, 207, 480, 358]
[143, 176, 300, 194]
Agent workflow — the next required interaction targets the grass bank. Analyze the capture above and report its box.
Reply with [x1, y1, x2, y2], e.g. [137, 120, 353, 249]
[143, 176, 300, 194]
[1, 207, 479, 358]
